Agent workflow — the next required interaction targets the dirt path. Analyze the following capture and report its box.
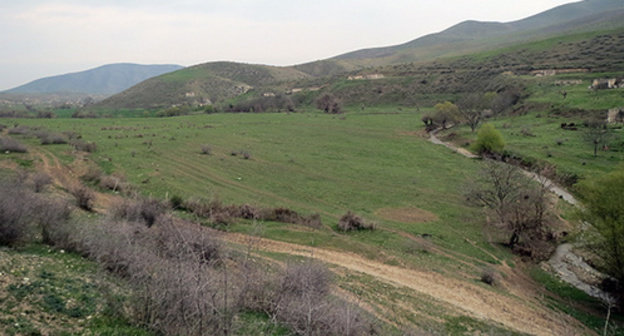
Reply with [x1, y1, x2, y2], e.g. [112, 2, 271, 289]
[28, 143, 593, 335]
[428, 129, 578, 205]
[427, 128, 612, 302]
[222, 232, 588, 336]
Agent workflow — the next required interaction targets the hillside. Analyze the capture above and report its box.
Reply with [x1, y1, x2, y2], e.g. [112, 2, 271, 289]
[95, 0, 624, 112]
[96, 62, 309, 109]
[5, 63, 183, 95]
[331, 0, 624, 66]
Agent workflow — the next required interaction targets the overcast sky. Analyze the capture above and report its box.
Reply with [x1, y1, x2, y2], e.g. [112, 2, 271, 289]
[0, 0, 575, 90]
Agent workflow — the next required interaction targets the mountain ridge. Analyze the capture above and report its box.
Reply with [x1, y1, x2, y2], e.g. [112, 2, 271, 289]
[5, 63, 183, 95]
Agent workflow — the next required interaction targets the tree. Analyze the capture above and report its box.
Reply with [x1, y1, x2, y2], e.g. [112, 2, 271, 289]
[467, 161, 548, 251]
[432, 101, 459, 129]
[315, 94, 342, 114]
[472, 123, 505, 155]
[458, 93, 487, 132]
[578, 169, 624, 300]
[584, 120, 612, 157]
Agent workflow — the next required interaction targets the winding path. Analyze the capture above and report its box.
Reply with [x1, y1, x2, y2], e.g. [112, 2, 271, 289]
[427, 128, 613, 301]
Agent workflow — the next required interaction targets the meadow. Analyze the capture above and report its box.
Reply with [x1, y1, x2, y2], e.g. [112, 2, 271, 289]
[2, 104, 621, 334]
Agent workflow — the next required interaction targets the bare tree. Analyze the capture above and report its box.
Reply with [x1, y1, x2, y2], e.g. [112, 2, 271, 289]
[316, 94, 342, 114]
[458, 93, 487, 132]
[584, 120, 612, 157]
[467, 161, 549, 251]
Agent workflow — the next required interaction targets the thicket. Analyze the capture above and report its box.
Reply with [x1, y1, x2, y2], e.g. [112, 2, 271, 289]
[0, 175, 376, 335]
[182, 198, 323, 229]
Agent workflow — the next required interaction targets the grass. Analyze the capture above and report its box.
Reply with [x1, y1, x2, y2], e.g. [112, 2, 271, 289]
[0, 244, 152, 336]
[3, 112, 509, 272]
[530, 267, 624, 335]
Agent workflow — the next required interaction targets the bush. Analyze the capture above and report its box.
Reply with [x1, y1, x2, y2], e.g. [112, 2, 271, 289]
[0, 180, 35, 245]
[480, 268, 496, 285]
[71, 139, 97, 153]
[70, 185, 95, 211]
[170, 194, 184, 210]
[0, 137, 27, 153]
[39, 132, 68, 145]
[37, 198, 73, 247]
[471, 123, 505, 155]
[81, 166, 103, 184]
[200, 145, 212, 155]
[7, 125, 30, 135]
[338, 211, 375, 232]
[110, 197, 167, 227]
[32, 172, 52, 192]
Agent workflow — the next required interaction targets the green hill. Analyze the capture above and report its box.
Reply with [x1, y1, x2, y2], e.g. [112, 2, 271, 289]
[96, 62, 309, 109]
[332, 0, 624, 66]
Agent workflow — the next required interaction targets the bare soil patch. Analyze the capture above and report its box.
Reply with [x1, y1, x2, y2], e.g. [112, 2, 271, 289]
[375, 207, 438, 223]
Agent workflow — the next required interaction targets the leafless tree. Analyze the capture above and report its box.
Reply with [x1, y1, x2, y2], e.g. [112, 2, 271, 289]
[457, 93, 488, 132]
[467, 161, 549, 252]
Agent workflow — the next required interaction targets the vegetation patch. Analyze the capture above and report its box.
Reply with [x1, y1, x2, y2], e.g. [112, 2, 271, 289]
[375, 207, 438, 224]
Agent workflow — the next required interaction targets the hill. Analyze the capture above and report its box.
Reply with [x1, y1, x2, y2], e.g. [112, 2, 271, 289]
[5, 63, 183, 95]
[96, 62, 310, 109]
[331, 0, 624, 66]
[96, 0, 624, 111]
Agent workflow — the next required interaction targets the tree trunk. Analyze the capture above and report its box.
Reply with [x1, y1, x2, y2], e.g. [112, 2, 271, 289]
[508, 231, 519, 248]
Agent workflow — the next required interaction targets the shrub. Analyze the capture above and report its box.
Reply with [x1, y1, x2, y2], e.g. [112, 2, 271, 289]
[480, 268, 496, 285]
[38, 132, 68, 145]
[81, 166, 103, 184]
[0, 180, 35, 245]
[37, 198, 73, 247]
[338, 211, 375, 232]
[170, 194, 184, 210]
[200, 145, 211, 155]
[71, 139, 97, 153]
[70, 185, 95, 211]
[32, 172, 52, 192]
[99, 174, 127, 192]
[0, 137, 27, 153]
[7, 125, 30, 135]
[471, 123, 505, 155]
[110, 197, 167, 227]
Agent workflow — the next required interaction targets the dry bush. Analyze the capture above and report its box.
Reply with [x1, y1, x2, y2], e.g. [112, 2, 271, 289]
[99, 174, 128, 192]
[266, 261, 375, 336]
[81, 165, 103, 184]
[7, 125, 30, 135]
[338, 211, 375, 232]
[0, 136, 27, 153]
[37, 198, 73, 247]
[480, 268, 496, 286]
[0, 180, 35, 245]
[35, 130, 68, 145]
[71, 139, 97, 153]
[31, 172, 52, 192]
[70, 185, 95, 211]
[110, 197, 167, 227]
[0, 124, 6, 131]
[259, 207, 323, 229]
[200, 145, 212, 155]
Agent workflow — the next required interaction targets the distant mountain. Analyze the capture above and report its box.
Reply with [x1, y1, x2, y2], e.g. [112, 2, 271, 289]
[5, 63, 184, 95]
[329, 0, 624, 66]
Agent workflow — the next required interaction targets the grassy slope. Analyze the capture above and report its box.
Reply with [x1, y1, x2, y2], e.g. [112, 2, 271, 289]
[0, 244, 151, 336]
[97, 62, 309, 109]
[440, 72, 624, 181]
[4, 108, 622, 333]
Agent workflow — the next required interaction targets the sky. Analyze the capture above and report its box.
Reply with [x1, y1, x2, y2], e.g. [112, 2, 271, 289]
[0, 0, 575, 90]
